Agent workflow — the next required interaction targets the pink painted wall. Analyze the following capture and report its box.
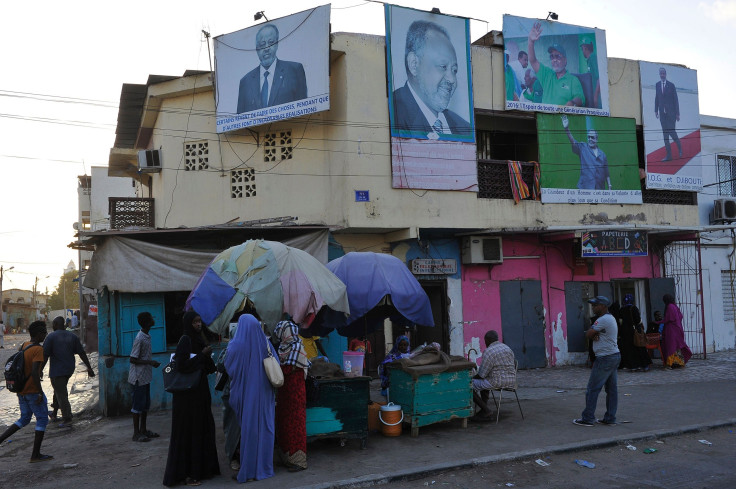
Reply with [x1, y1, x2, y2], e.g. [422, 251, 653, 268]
[461, 236, 661, 366]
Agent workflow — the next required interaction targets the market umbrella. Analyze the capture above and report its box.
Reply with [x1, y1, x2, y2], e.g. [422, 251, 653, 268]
[314, 252, 434, 337]
[185, 239, 349, 335]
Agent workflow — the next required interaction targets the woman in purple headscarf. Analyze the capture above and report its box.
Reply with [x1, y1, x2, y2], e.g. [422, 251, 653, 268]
[661, 294, 692, 368]
[225, 314, 277, 482]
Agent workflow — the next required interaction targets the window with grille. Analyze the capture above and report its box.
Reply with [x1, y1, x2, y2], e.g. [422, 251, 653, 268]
[231, 169, 256, 198]
[717, 155, 736, 196]
[184, 141, 209, 171]
[263, 131, 293, 162]
[721, 270, 736, 321]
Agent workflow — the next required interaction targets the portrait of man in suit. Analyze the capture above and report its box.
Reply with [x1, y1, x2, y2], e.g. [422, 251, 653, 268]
[236, 23, 307, 114]
[654, 67, 682, 161]
[391, 20, 471, 139]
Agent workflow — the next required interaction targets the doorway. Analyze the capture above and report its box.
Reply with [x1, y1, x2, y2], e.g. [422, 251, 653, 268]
[612, 280, 647, 326]
[391, 280, 449, 354]
[500, 280, 546, 369]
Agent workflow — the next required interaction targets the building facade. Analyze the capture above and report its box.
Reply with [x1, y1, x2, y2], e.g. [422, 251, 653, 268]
[95, 28, 703, 381]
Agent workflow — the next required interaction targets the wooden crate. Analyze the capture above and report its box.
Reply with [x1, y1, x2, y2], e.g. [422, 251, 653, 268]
[306, 376, 369, 449]
[388, 367, 473, 437]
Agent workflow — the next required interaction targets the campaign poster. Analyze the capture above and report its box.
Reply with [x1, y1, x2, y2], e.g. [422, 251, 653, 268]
[385, 4, 477, 191]
[503, 15, 609, 116]
[213, 5, 330, 133]
[639, 61, 702, 191]
[537, 113, 642, 204]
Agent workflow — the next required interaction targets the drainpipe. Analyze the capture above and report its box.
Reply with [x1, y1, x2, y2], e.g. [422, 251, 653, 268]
[696, 234, 707, 359]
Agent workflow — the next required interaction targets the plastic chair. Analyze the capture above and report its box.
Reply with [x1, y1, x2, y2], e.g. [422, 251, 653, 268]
[645, 333, 663, 364]
[489, 360, 524, 423]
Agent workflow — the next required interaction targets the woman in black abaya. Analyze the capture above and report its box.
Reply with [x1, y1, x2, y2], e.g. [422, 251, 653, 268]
[163, 311, 220, 487]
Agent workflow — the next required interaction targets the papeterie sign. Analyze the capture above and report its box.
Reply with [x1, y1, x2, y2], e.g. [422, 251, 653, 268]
[581, 230, 647, 257]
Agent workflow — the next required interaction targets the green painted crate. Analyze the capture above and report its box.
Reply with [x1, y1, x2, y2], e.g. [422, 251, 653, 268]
[305, 376, 369, 448]
[388, 367, 473, 437]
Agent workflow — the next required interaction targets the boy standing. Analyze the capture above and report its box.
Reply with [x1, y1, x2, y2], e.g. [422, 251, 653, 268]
[128, 311, 161, 442]
[0, 321, 53, 462]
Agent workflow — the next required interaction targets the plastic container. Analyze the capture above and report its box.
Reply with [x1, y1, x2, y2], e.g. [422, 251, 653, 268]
[367, 401, 386, 432]
[342, 351, 365, 377]
[379, 402, 403, 437]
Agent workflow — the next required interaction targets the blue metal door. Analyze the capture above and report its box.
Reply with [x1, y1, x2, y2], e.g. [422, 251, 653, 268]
[118, 293, 166, 355]
[500, 280, 546, 369]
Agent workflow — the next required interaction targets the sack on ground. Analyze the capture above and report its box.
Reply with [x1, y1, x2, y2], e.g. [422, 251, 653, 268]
[4, 343, 40, 393]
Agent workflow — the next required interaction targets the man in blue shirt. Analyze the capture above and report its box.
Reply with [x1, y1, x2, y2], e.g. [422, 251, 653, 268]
[44, 316, 95, 427]
[562, 115, 611, 190]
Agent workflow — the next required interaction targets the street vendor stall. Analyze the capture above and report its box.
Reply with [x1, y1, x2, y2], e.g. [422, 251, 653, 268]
[305, 375, 370, 449]
[387, 348, 475, 437]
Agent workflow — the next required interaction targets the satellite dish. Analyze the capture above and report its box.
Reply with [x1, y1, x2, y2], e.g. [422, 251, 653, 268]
[73, 222, 79, 230]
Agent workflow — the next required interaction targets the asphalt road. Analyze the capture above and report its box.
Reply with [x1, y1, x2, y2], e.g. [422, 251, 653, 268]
[384, 427, 736, 489]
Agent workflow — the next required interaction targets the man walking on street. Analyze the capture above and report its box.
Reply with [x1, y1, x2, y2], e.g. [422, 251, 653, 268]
[574, 296, 620, 427]
[0, 321, 53, 462]
[44, 316, 95, 428]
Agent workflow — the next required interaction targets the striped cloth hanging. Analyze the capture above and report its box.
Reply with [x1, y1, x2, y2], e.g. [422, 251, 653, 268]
[507, 160, 530, 204]
[532, 161, 541, 201]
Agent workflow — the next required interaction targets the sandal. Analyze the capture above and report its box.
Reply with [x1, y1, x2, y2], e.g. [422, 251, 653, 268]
[132, 433, 151, 442]
[185, 477, 202, 486]
[30, 454, 54, 463]
[143, 430, 160, 438]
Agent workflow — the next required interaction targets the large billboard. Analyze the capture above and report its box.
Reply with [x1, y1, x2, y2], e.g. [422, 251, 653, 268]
[213, 5, 330, 133]
[503, 15, 609, 116]
[640, 61, 702, 191]
[385, 4, 477, 191]
[537, 113, 642, 204]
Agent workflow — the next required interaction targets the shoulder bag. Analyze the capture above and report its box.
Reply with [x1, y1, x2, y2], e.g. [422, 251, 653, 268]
[628, 307, 648, 348]
[263, 338, 284, 388]
[163, 358, 201, 393]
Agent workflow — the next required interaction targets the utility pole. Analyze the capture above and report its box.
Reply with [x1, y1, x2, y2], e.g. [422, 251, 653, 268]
[0, 265, 14, 323]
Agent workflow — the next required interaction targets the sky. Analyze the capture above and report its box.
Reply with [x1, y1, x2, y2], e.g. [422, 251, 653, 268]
[2, 0, 735, 294]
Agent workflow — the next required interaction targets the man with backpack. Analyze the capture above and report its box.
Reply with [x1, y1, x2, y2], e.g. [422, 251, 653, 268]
[0, 320, 54, 463]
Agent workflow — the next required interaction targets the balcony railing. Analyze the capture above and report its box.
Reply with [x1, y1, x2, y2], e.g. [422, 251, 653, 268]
[477, 159, 696, 205]
[109, 197, 155, 229]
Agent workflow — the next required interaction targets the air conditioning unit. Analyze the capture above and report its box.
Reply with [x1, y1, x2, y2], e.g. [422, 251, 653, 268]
[711, 198, 736, 223]
[137, 149, 162, 173]
[462, 236, 503, 264]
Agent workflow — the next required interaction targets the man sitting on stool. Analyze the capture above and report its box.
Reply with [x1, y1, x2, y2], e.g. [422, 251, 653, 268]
[471, 330, 516, 421]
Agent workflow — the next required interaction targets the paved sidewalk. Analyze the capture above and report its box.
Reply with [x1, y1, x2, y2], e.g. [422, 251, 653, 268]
[1, 341, 734, 488]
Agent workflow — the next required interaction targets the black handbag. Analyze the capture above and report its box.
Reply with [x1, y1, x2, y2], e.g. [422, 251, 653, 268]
[163, 359, 201, 393]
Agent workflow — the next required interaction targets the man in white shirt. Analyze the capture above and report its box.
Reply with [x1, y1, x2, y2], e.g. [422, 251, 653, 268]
[573, 296, 620, 427]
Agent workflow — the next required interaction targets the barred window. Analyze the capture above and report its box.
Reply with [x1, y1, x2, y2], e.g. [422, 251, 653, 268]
[717, 155, 736, 196]
[184, 141, 209, 171]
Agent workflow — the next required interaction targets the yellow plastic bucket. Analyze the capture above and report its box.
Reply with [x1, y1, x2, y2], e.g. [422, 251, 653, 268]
[379, 402, 403, 437]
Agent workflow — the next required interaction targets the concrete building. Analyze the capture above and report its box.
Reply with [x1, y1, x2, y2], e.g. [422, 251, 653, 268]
[92, 29, 702, 380]
[695, 116, 736, 352]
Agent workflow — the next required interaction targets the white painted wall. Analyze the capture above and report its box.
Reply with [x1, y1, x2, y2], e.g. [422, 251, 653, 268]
[698, 116, 736, 351]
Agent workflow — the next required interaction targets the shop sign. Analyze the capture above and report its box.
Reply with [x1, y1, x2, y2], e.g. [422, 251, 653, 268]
[411, 259, 457, 275]
[582, 230, 648, 257]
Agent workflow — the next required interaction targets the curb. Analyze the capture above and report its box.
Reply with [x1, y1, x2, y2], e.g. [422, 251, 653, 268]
[295, 418, 736, 489]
